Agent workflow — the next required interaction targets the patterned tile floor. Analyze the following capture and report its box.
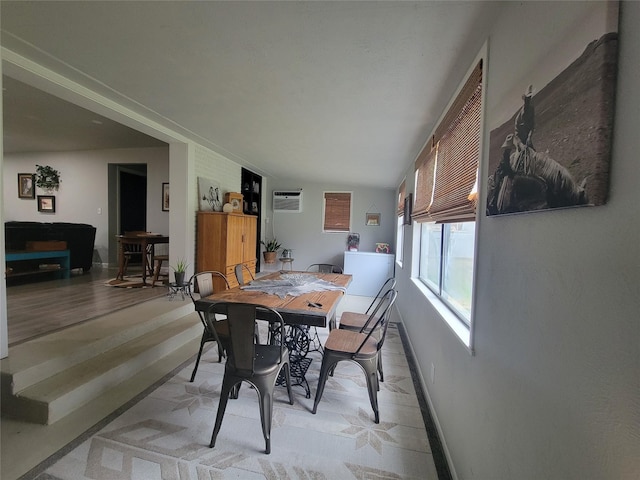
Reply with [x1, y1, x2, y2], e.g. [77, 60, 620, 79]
[23, 322, 441, 480]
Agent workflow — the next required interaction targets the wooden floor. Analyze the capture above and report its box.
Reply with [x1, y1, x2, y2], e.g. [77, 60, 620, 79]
[5, 266, 170, 346]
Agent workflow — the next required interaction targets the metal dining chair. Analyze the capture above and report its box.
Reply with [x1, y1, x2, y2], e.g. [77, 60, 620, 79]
[234, 263, 255, 286]
[306, 263, 343, 274]
[208, 302, 294, 454]
[187, 270, 231, 382]
[312, 289, 397, 424]
[338, 277, 396, 382]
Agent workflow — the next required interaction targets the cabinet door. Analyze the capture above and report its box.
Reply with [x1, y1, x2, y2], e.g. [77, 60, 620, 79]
[242, 216, 257, 262]
[226, 215, 245, 266]
[197, 212, 226, 273]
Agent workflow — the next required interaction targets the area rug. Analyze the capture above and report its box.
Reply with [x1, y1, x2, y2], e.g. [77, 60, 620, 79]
[105, 275, 166, 289]
[24, 323, 441, 480]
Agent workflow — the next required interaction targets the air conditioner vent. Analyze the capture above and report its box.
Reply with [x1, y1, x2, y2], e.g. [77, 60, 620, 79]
[273, 190, 303, 212]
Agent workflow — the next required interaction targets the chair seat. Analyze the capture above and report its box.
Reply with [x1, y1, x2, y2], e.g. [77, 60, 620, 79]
[235, 345, 289, 376]
[339, 311, 369, 330]
[324, 329, 378, 356]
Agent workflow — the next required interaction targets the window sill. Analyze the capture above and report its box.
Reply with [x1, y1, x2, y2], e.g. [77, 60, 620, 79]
[411, 278, 474, 354]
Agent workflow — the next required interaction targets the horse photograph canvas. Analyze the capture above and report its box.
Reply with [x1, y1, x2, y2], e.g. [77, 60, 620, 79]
[486, 1, 618, 217]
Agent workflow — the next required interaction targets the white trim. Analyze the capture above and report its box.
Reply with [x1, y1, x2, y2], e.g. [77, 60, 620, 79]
[412, 277, 473, 354]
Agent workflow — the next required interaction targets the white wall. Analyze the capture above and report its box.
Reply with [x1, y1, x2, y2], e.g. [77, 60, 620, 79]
[3, 146, 169, 264]
[266, 179, 396, 271]
[395, 2, 639, 479]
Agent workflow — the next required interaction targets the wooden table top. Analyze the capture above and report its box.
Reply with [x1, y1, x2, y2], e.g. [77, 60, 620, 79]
[194, 271, 352, 327]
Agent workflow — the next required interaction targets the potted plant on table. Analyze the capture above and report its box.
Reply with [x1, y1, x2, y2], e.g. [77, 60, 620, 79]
[260, 239, 281, 264]
[171, 258, 188, 286]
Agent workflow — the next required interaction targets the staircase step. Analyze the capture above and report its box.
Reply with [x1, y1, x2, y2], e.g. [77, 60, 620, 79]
[1, 298, 194, 394]
[1, 312, 202, 424]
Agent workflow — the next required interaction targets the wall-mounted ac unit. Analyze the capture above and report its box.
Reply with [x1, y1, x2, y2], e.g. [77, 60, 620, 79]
[273, 190, 303, 212]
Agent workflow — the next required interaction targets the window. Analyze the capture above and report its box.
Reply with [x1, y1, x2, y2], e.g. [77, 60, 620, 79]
[396, 180, 406, 264]
[396, 215, 404, 265]
[323, 192, 351, 232]
[419, 222, 476, 323]
[412, 59, 483, 324]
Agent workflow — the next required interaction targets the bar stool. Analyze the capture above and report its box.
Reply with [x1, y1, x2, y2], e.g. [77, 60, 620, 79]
[152, 255, 169, 286]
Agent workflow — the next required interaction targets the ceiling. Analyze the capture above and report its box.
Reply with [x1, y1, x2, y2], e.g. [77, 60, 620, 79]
[1, 1, 500, 189]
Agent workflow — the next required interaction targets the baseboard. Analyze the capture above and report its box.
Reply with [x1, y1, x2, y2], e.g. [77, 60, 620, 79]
[396, 308, 457, 480]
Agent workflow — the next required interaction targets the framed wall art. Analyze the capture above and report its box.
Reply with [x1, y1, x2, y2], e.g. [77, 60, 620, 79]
[162, 183, 170, 211]
[18, 173, 35, 199]
[37, 195, 56, 213]
[197, 177, 223, 211]
[366, 213, 381, 226]
[403, 193, 412, 225]
[486, 2, 618, 216]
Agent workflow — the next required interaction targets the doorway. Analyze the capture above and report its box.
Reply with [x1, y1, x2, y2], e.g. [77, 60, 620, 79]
[119, 167, 147, 233]
[108, 164, 148, 266]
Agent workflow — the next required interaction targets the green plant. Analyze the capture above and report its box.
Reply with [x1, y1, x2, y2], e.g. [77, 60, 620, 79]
[260, 238, 282, 252]
[171, 258, 189, 273]
[35, 164, 61, 191]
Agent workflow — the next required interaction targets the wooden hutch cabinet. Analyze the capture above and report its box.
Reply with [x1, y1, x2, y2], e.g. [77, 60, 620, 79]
[196, 211, 257, 290]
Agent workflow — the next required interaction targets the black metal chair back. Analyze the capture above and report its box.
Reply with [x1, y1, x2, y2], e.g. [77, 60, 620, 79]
[186, 271, 230, 382]
[208, 302, 294, 454]
[364, 277, 396, 314]
[234, 263, 255, 286]
[355, 288, 398, 354]
[306, 263, 343, 274]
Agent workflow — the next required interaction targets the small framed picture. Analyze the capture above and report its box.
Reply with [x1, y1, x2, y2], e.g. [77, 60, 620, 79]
[366, 213, 381, 226]
[37, 195, 56, 213]
[18, 173, 35, 199]
[403, 193, 412, 225]
[162, 183, 170, 211]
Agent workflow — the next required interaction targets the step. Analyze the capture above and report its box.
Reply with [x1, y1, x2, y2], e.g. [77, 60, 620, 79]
[1, 337, 204, 480]
[1, 311, 202, 424]
[1, 298, 194, 395]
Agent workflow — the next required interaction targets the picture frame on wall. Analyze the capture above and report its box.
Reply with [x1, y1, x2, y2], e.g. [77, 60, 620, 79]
[486, 2, 618, 216]
[18, 173, 35, 199]
[197, 176, 223, 211]
[366, 213, 381, 226]
[162, 183, 170, 211]
[37, 195, 56, 213]
[403, 193, 412, 225]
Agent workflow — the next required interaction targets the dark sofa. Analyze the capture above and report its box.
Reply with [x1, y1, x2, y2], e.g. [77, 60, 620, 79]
[5, 221, 97, 272]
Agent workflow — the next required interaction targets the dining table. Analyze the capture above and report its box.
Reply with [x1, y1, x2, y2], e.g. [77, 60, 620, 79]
[116, 233, 169, 285]
[194, 270, 352, 397]
[194, 270, 352, 328]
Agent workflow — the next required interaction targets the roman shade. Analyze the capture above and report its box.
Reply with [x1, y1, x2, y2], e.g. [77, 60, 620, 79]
[413, 60, 483, 223]
[323, 192, 351, 232]
[397, 180, 406, 216]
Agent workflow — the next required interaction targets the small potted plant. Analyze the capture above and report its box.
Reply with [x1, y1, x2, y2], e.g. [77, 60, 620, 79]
[260, 238, 281, 264]
[171, 258, 189, 285]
